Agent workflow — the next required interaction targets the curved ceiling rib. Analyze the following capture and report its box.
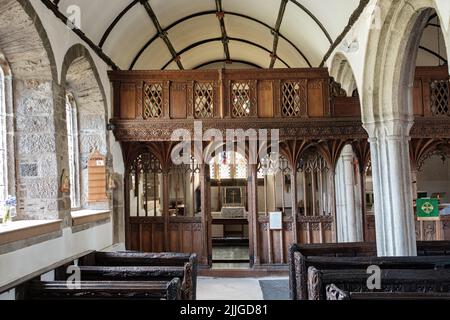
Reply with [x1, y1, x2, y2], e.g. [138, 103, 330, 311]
[161, 37, 291, 70]
[419, 46, 448, 64]
[128, 11, 312, 69]
[289, 0, 333, 44]
[194, 59, 263, 69]
[98, 0, 140, 48]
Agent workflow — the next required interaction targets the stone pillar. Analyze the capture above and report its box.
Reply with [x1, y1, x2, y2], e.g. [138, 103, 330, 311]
[364, 120, 417, 257]
[335, 145, 363, 243]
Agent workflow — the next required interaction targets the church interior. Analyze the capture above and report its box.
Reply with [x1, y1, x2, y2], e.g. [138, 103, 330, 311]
[1, 0, 450, 302]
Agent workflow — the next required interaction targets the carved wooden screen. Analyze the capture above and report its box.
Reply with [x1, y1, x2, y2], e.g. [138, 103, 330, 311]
[231, 81, 251, 118]
[281, 80, 307, 117]
[143, 82, 163, 119]
[297, 153, 330, 216]
[430, 80, 450, 116]
[129, 152, 162, 217]
[194, 82, 214, 118]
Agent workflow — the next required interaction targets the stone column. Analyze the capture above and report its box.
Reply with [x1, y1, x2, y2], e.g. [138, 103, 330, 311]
[364, 120, 417, 256]
[335, 145, 363, 243]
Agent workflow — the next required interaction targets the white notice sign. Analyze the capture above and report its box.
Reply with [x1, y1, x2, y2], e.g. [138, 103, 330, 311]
[269, 212, 282, 230]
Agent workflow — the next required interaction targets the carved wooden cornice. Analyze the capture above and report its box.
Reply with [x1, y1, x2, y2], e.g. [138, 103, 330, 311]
[111, 118, 367, 141]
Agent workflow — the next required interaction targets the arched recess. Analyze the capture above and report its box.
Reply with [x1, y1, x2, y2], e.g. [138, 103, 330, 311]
[61, 44, 110, 210]
[0, 0, 61, 220]
[361, 0, 450, 256]
[329, 53, 358, 97]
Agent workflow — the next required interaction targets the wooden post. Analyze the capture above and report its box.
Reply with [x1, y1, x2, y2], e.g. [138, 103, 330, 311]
[302, 171, 308, 216]
[311, 171, 317, 216]
[329, 169, 337, 243]
[291, 170, 298, 243]
[249, 164, 260, 266]
[162, 171, 170, 251]
[200, 163, 212, 266]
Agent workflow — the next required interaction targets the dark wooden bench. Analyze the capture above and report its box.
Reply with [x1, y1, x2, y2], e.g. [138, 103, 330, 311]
[78, 251, 198, 299]
[72, 265, 194, 300]
[292, 254, 450, 300]
[326, 283, 450, 300]
[289, 241, 450, 300]
[308, 267, 450, 300]
[24, 278, 181, 300]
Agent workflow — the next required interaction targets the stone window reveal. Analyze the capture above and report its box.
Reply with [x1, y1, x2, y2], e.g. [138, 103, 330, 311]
[65, 93, 81, 209]
[0, 67, 6, 203]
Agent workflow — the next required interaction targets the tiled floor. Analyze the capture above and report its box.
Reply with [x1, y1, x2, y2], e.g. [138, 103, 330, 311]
[197, 277, 289, 300]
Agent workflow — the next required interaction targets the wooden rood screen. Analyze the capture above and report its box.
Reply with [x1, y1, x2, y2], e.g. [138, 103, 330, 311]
[109, 66, 450, 268]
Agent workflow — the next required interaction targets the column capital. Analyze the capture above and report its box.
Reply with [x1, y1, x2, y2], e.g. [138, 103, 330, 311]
[363, 118, 413, 139]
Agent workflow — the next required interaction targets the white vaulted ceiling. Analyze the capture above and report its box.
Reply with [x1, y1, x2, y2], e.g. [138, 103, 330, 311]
[55, 0, 360, 70]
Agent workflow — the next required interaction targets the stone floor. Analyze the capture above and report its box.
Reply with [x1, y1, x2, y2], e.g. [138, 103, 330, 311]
[197, 277, 289, 300]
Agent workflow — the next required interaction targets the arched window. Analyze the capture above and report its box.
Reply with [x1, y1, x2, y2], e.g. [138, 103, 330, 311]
[0, 66, 6, 203]
[210, 151, 247, 180]
[65, 93, 81, 208]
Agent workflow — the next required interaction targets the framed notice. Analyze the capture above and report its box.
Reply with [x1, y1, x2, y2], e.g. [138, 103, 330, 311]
[269, 212, 282, 230]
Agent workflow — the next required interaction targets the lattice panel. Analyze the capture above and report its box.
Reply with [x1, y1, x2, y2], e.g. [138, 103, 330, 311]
[143, 83, 163, 119]
[231, 82, 251, 117]
[194, 82, 214, 118]
[431, 80, 450, 116]
[282, 81, 307, 117]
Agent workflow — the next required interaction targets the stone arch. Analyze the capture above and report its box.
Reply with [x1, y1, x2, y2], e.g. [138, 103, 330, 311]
[0, 0, 62, 220]
[359, 0, 450, 256]
[329, 53, 358, 97]
[362, 0, 449, 122]
[61, 44, 109, 209]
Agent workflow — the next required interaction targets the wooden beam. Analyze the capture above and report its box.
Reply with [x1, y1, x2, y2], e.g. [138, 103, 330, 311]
[139, 0, 183, 70]
[99, 0, 140, 48]
[161, 37, 290, 70]
[129, 11, 312, 70]
[319, 0, 370, 67]
[269, 0, 288, 68]
[40, 0, 120, 70]
[193, 59, 263, 69]
[215, 0, 230, 62]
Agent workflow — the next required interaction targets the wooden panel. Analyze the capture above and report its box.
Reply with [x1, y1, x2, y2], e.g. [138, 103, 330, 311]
[331, 97, 361, 117]
[413, 79, 424, 116]
[258, 80, 274, 118]
[141, 224, 152, 252]
[170, 82, 187, 119]
[130, 223, 139, 250]
[120, 83, 136, 119]
[307, 80, 324, 117]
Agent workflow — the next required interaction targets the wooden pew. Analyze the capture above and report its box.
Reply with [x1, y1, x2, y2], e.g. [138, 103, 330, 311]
[73, 265, 194, 300]
[308, 267, 450, 300]
[292, 254, 450, 300]
[288, 241, 450, 300]
[79, 251, 197, 299]
[24, 278, 181, 300]
[326, 283, 450, 300]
